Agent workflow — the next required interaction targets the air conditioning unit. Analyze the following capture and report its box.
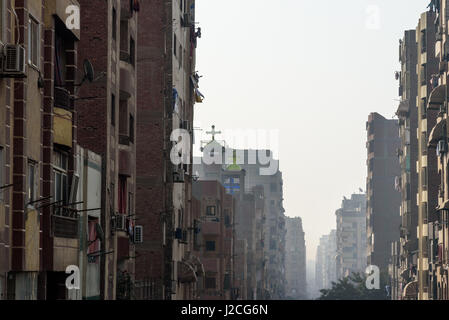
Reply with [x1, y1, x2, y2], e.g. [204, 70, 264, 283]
[134, 225, 143, 244]
[437, 140, 448, 157]
[2, 44, 26, 77]
[114, 214, 127, 231]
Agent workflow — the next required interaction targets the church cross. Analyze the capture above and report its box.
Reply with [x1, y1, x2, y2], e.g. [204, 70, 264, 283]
[206, 125, 221, 141]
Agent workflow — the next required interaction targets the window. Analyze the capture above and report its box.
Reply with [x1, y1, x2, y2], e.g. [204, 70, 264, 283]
[422, 167, 428, 189]
[270, 183, 277, 192]
[0, 0, 6, 43]
[111, 94, 116, 126]
[119, 99, 128, 138]
[118, 175, 127, 214]
[53, 150, 68, 213]
[421, 99, 427, 119]
[27, 161, 38, 206]
[128, 192, 133, 216]
[120, 20, 129, 54]
[205, 240, 216, 251]
[28, 16, 40, 68]
[177, 209, 184, 229]
[112, 8, 117, 40]
[420, 65, 427, 85]
[0, 147, 3, 201]
[206, 206, 216, 216]
[205, 277, 216, 289]
[173, 34, 177, 56]
[421, 30, 427, 53]
[130, 37, 135, 67]
[129, 114, 134, 143]
[224, 215, 231, 227]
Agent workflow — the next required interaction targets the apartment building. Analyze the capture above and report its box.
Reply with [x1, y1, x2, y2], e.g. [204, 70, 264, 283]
[415, 11, 439, 300]
[426, 0, 449, 300]
[336, 194, 367, 279]
[237, 151, 286, 300]
[193, 148, 268, 299]
[235, 192, 256, 299]
[194, 145, 285, 299]
[395, 29, 419, 300]
[326, 230, 337, 285]
[315, 235, 329, 291]
[192, 180, 235, 300]
[77, 0, 139, 300]
[0, 0, 81, 299]
[366, 113, 401, 275]
[0, 0, 19, 299]
[234, 239, 247, 300]
[0, 0, 112, 300]
[135, 0, 200, 300]
[285, 217, 307, 300]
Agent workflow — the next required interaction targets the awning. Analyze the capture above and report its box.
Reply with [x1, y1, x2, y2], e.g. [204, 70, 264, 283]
[428, 84, 446, 110]
[402, 281, 418, 300]
[428, 118, 447, 148]
[178, 260, 197, 284]
[396, 100, 409, 117]
[178, 254, 204, 284]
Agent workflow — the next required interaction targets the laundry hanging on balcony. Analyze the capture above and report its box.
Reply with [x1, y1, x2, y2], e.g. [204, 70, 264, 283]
[195, 88, 204, 103]
[173, 88, 180, 113]
[133, 0, 140, 12]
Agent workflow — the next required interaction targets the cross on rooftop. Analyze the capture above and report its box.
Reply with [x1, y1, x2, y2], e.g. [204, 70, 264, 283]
[206, 125, 221, 141]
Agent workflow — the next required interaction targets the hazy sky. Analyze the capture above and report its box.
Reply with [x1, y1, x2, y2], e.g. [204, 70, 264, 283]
[194, 0, 428, 261]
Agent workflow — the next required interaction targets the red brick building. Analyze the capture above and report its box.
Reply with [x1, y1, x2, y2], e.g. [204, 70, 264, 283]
[135, 0, 199, 299]
[193, 180, 235, 300]
[0, 0, 83, 299]
[77, 0, 138, 300]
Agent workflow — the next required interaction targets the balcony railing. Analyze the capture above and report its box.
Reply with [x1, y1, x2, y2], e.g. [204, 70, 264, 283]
[52, 206, 79, 239]
[54, 87, 72, 110]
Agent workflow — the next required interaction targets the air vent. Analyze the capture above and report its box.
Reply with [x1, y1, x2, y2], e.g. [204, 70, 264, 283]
[134, 225, 143, 243]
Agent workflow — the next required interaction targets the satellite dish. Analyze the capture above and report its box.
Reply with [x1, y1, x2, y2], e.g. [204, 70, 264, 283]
[395, 71, 400, 80]
[83, 59, 95, 83]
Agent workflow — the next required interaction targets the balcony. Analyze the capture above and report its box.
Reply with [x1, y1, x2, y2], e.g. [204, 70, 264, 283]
[52, 207, 79, 239]
[54, 87, 72, 110]
[428, 118, 446, 149]
[119, 149, 132, 177]
[427, 84, 446, 111]
[120, 67, 133, 99]
[396, 100, 409, 117]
